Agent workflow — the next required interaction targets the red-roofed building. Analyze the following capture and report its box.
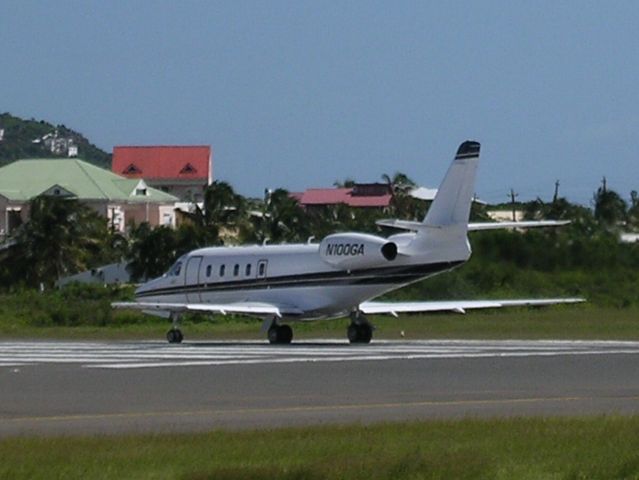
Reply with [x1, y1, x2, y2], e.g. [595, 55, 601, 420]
[112, 146, 212, 201]
[293, 183, 393, 210]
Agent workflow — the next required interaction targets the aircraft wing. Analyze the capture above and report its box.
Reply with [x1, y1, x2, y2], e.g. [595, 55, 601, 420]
[359, 298, 585, 316]
[111, 301, 303, 318]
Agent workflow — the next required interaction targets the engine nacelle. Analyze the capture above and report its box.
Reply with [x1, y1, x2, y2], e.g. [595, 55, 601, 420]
[319, 232, 398, 270]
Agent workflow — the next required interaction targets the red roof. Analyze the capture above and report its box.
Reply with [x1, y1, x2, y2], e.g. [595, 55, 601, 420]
[297, 188, 392, 208]
[112, 146, 211, 181]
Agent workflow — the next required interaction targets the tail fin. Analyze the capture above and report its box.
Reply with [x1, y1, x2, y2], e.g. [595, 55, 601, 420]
[423, 140, 480, 228]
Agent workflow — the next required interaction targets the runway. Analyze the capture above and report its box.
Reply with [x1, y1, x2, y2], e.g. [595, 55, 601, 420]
[2, 339, 639, 437]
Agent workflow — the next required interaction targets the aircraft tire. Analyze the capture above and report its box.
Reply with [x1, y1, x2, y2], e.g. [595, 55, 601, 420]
[167, 328, 183, 344]
[347, 324, 359, 343]
[267, 326, 279, 344]
[279, 324, 293, 344]
[268, 325, 293, 344]
[348, 323, 373, 344]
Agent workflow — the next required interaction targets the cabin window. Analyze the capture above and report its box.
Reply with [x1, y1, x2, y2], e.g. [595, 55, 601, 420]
[206, 265, 212, 277]
[258, 262, 265, 276]
[233, 264, 239, 276]
[245, 264, 251, 276]
[219, 264, 225, 277]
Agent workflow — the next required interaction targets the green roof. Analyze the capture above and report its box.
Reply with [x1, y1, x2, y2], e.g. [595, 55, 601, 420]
[0, 158, 178, 203]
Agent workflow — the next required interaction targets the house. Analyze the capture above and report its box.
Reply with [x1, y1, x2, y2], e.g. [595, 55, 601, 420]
[409, 186, 486, 204]
[32, 129, 77, 157]
[487, 209, 524, 222]
[293, 183, 393, 210]
[0, 158, 179, 238]
[112, 145, 212, 202]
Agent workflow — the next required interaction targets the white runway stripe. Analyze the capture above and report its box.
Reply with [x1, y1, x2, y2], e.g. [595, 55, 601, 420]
[1, 339, 639, 370]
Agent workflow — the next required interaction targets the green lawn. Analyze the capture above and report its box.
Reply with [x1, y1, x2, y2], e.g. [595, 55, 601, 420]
[3, 416, 639, 479]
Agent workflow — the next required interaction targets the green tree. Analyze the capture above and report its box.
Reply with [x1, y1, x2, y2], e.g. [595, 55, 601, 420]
[594, 181, 626, 229]
[382, 172, 425, 220]
[179, 181, 247, 245]
[5, 196, 110, 287]
[627, 191, 639, 229]
[127, 223, 178, 281]
[243, 189, 311, 244]
[523, 197, 597, 235]
[333, 178, 356, 188]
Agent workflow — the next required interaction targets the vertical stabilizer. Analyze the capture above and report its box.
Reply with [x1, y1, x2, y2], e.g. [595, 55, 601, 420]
[423, 141, 480, 228]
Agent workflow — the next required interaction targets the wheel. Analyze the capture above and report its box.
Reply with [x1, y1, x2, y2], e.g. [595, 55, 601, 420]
[357, 324, 372, 343]
[268, 325, 293, 344]
[279, 324, 293, 344]
[167, 328, 183, 344]
[268, 326, 279, 344]
[347, 324, 359, 342]
[347, 323, 373, 344]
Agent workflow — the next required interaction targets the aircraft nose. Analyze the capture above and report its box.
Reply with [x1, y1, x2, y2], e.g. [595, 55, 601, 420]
[134, 282, 148, 298]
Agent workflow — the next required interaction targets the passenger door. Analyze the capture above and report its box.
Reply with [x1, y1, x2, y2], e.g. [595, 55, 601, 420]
[184, 256, 203, 303]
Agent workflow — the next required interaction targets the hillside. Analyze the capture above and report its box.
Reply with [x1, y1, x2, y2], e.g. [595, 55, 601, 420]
[0, 113, 111, 168]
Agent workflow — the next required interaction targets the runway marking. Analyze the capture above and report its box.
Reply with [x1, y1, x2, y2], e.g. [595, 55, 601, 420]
[8, 394, 632, 425]
[2, 339, 639, 370]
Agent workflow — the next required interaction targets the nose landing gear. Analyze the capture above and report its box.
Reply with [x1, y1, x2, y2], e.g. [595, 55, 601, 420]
[167, 328, 183, 344]
[166, 313, 184, 344]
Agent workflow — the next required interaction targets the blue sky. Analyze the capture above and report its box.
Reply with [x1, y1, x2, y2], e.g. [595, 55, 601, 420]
[1, 1, 637, 204]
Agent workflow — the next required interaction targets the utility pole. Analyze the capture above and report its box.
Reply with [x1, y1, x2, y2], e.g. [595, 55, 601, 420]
[509, 188, 519, 221]
[553, 180, 560, 203]
[601, 176, 607, 193]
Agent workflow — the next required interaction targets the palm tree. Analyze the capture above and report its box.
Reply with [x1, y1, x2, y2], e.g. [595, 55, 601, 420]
[8, 196, 110, 287]
[179, 181, 247, 245]
[127, 223, 178, 281]
[625, 191, 639, 230]
[381, 172, 416, 193]
[594, 181, 627, 229]
[244, 189, 311, 244]
[381, 171, 422, 220]
[333, 178, 356, 188]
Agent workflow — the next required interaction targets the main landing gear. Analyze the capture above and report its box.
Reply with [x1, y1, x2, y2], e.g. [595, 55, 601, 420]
[268, 323, 293, 344]
[347, 311, 373, 344]
[167, 313, 184, 344]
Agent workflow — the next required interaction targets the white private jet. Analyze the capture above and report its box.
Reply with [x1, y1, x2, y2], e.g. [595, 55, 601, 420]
[114, 141, 583, 344]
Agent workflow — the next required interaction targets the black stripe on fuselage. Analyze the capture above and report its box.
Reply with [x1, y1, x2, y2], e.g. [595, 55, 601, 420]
[455, 153, 479, 160]
[135, 261, 464, 299]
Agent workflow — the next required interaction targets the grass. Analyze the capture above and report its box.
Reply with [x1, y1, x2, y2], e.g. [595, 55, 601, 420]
[2, 304, 639, 341]
[3, 416, 639, 479]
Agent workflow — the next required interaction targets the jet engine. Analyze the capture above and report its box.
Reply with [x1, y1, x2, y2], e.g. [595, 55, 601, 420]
[319, 233, 398, 270]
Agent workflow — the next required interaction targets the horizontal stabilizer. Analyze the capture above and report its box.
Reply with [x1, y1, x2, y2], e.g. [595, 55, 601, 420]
[376, 218, 429, 231]
[360, 297, 585, 316]
[377, 218, 571, 232]
[468, 220, 571, 231]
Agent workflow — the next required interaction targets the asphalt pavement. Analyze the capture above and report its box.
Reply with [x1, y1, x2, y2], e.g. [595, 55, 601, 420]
[2, 339, 639, 437]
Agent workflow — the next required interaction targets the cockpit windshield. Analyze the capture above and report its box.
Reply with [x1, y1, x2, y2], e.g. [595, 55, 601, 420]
[167, 259, 183, 277]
